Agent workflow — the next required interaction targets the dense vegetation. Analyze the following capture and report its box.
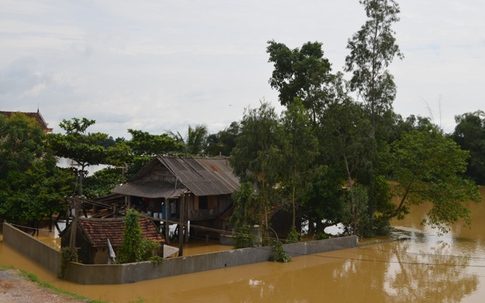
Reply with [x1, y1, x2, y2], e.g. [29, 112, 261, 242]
[0, 0, 483, 243]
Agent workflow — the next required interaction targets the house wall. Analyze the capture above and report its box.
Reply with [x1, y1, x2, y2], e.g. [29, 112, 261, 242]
[3, 222, 357, 285]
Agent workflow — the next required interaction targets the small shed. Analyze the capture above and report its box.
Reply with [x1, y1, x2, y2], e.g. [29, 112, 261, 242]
[61, 216, 165, 264]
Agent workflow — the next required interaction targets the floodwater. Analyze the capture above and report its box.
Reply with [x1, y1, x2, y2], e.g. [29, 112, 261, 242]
[2, 188, 485, 302]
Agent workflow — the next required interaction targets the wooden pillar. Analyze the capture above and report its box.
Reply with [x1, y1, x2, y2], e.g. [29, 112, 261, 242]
[164, 201, 170, 245]
[178, 194, 185, 256]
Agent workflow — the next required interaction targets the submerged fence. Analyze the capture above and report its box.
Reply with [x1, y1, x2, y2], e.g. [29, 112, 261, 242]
[3, 222, 357, 285]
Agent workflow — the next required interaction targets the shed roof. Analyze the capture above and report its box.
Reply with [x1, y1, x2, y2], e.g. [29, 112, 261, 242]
[111, 156, 240, 198]
[77, 216, 164, 247]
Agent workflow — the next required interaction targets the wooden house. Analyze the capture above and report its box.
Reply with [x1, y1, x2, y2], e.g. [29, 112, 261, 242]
[61, 216, 164, 264]
[111, 156, 240, 241]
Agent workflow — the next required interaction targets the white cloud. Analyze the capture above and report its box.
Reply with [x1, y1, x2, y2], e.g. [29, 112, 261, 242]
[1, 0, 484, 138]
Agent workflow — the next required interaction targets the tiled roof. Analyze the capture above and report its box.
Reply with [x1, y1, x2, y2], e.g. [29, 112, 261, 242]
[0, 110, 53, 133]
[78, 216, 164, 247]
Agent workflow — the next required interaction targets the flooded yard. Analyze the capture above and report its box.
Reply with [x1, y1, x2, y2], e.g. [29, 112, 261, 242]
[2, 187, 485, 302]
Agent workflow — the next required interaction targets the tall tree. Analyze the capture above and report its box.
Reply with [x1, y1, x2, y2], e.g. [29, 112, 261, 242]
[280, 99, 319, 241]
[0, 113, 73, 227]
[267, 40, 333, 124]
[230, 102, 284, 240]
[343, 0, 403, 235]
[344, 0, 403, 137]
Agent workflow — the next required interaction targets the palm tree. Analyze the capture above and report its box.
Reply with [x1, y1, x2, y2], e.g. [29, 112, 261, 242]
[169, 124, 208, 156]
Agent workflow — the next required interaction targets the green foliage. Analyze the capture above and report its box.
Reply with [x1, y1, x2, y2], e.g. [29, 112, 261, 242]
[451, 111, 485, 184]
[48, 118, 109, 172]
[267, 40, 333, 123]
[233, 226, 254, 249]
[314, 232, 329, 240]
[390, 127, 482, 234]
[285, 226, 300, 244]
[281, 99, 319, 232]
[58, 246, 78, 279]
[0, 113, 74, 226]
[117, 209, 161, 263]
[269, 240, 291, 263]
[206, 121, 240, 157]
[345, 0, 403, 135]
[84, 167, 124, 198]
[168, 124, 208, 156]
[230, 102, 284, 238]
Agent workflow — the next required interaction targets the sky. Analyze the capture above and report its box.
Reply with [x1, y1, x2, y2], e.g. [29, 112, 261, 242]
[1, 0, 484, 139]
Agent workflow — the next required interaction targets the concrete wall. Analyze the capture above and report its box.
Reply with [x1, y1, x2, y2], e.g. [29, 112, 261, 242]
[2, 222, 61, 274]
[3, 222, 357, 285]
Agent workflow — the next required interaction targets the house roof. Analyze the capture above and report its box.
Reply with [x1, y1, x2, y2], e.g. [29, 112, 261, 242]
[111, 156, 240, 198]
[77, 216, 164, 247]
[0, 110, 53, 133]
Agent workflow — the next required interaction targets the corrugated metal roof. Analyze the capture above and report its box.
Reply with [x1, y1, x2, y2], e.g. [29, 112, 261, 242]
[111, 156, 240, 198]
[112, 181, 184, 199]
[159, 157, 240, 196]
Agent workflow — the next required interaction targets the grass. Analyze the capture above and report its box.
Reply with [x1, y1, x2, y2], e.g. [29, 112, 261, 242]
[1, 266, 146, 303]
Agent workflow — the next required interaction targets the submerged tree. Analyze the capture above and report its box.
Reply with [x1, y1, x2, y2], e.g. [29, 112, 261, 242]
[389, 126, 481, 233]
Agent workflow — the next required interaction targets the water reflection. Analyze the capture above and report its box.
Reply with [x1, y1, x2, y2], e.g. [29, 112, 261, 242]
[1, 189, 485, 302]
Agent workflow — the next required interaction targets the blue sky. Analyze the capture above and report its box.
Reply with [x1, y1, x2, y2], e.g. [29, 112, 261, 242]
[1, 0, 484, 138]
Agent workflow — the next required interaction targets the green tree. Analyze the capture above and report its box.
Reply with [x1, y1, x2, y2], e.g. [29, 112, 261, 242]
[343, 0, 403, 235]
[0, 113, 74, 227]
[230, 102, 284, 241]
[169, 124, 208, 156]
[451, 111, 485, 184]
[48, 118, 109, 196]
[267, 40, 333, 124]
[280, 99, 319, 242]
[389, 127, 481, 234]
[344, 0, 403, 137]
[117, 208, 161, 263]
[206, 122, 240, 157]
[125, 129, 182, 173]
[319, 99, 379, 235]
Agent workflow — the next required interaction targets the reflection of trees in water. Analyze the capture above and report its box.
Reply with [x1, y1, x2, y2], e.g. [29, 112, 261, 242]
[384, 240, 478, 302]
[333, 240, 478, 303]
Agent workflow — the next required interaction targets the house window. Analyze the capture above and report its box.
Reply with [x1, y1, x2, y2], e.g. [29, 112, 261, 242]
[199, 196, 208, 209]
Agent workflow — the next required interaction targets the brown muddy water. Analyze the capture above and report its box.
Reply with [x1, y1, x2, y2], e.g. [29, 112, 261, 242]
[2, 188, 485, 302]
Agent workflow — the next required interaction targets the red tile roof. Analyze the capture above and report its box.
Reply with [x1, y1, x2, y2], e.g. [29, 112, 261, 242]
[78, 216, 164, 247]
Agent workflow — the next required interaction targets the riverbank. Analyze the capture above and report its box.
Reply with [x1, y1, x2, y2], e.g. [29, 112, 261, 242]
[0, 267, 100, 303]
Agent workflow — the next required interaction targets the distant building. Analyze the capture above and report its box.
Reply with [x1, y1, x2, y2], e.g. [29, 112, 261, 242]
[0, 109, 53, 133]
